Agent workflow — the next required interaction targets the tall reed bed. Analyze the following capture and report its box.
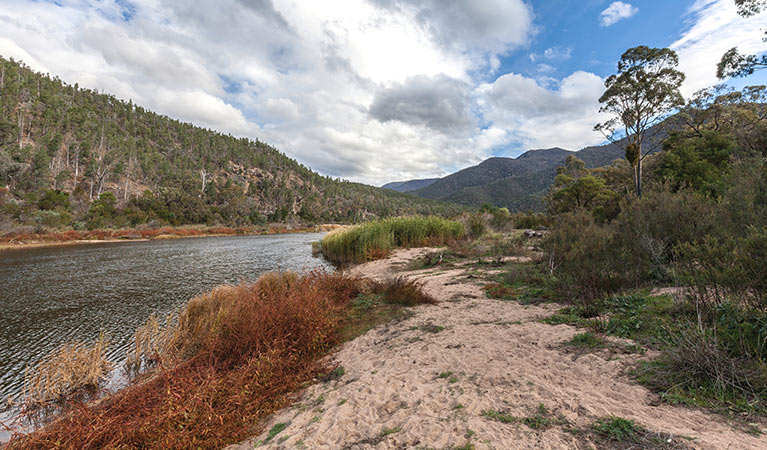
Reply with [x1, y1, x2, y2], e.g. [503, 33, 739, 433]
[319, 216, 464, 265]
[8, 271, 364, 450]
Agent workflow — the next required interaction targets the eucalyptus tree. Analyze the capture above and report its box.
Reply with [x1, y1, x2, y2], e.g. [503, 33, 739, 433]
[717, 0, 767, 78]
[595, 46, 686, 197]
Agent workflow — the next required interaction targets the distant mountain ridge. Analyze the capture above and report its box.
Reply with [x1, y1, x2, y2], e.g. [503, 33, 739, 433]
[390, 127, 667, 212]
[381, 178, 439, 192]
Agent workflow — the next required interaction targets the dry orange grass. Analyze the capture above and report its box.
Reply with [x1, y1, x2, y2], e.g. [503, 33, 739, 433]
[8, 271, 363, 450]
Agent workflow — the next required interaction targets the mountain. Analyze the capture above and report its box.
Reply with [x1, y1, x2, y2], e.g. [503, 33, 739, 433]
[0, 57, 463, 230]
[381, 178, 439, 192]
[412, 148, 571, 201]
[406, 128, 667, 211]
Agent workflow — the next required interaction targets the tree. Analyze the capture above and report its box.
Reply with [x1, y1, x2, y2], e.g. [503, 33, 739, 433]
[736, 0, 766, 17]
[659, 130, 736, 197]
[546, 155, 617, 221]
[595, 46, 686, 197]
[717, 0, 767, 78]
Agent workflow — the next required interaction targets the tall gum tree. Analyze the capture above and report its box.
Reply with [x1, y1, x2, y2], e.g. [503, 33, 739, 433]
[718, 0, 767, 78]
[595, 46, 686, 198]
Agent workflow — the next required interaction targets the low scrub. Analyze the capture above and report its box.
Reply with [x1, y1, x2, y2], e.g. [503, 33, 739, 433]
[8, 271, 364, 449]
[636, 326, 767, 416]
[589, 416, 690, 449]
[319, 216, 464, 265]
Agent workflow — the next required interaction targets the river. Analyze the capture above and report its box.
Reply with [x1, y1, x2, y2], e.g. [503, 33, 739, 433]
[0, 233, 331, 411]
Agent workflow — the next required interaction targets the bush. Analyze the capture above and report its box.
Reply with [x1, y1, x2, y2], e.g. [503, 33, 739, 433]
[613, 188, 719, 283]
[466, 213, 486, 238]
[676, 227, 767, 312]
[319, 216, 464, 265]
[512, 212, 550, 230]
[637, 326, 767, 415]
[38, 189, 70, 211]
[542, 211, 626, 304]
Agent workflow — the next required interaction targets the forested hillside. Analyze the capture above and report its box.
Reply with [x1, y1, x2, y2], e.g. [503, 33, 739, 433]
[0, 57, 462, 231]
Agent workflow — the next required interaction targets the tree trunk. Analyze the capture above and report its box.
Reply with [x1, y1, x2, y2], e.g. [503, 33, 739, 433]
[636, 160, 642, 198]
[17, 110, 24, 149]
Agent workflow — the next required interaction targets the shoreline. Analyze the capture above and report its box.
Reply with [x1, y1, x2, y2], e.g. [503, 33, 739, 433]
[230, 247, 764, 450]
[0, 224, 342, 252]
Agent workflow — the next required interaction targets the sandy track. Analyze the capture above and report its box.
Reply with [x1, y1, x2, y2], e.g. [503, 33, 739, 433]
[228, 248, 765, 450]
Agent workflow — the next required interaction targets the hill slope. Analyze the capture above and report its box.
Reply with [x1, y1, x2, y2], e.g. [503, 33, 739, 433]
[0, 57, 462, 229]
[381, 178, 439, 192]
[413, 148, 571, 200]
[408, 130, 666, 211]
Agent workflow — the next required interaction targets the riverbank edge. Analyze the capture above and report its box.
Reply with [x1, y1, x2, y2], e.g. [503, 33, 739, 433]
[0, 224, 344, 251]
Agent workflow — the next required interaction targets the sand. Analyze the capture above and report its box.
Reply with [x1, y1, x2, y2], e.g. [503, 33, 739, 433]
[228, 248, 765, 450]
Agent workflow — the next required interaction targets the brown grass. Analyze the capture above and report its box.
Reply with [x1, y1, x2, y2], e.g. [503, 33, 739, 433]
[7, 271, 365, 450]
[371, 276, 437, 307]
[21, 333, 112, 410]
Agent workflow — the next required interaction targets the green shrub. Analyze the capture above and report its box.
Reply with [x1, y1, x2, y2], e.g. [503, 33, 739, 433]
[542, 211, 626, 304]
[512, 212, 550, 230]
[33, 210, 72, 228]
[467, 213, 486, 238]
[591, 416, 641, 441]
[636, 326, 767, 415]
[676, 227, 767, 312]
[38, 189, 70, 211]
[613, 188, 719, 283]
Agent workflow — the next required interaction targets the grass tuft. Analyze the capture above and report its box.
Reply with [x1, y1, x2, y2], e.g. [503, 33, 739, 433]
[371, 276, 437, 306]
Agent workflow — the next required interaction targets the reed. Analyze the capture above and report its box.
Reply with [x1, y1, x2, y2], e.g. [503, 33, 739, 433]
[125, 313, 178, 378]
[21, 333, 112, 410]
[319, 216, 464, 265]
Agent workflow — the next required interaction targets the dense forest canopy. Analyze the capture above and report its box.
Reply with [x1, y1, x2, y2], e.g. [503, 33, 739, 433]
[0, 56, 463, 231]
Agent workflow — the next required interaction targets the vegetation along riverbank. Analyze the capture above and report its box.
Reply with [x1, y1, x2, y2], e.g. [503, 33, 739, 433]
[0, 224, 342, 250]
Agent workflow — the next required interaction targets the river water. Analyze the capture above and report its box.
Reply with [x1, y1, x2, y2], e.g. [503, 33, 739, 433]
[0, 233, 331, 409]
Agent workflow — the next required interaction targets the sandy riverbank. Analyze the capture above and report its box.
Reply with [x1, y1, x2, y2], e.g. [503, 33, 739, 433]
[229, 247, 765, 450]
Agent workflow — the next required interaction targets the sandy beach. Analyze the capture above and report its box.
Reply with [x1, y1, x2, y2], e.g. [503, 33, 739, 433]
[226, 248, 765, 450]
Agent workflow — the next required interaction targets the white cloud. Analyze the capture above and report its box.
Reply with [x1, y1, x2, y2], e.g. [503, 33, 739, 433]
[529, 46, 572, 63]
[599, 2, 638, 27]
[477, 71, 609, 151]
[6, 0, 750, 187]
[671, 0, 767, 96]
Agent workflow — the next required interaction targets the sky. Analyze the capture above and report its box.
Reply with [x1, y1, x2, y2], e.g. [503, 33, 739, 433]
[1, 0, 766, 186]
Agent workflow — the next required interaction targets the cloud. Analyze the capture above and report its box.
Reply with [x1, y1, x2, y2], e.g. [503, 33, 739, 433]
[368, 0, 533, 55]
[599, 2, 638, 27]
[0, 0, 664, 186]
[369, 74, 473, 133]
[671, 0, 767, 96]
[477, 70, 609, 150]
